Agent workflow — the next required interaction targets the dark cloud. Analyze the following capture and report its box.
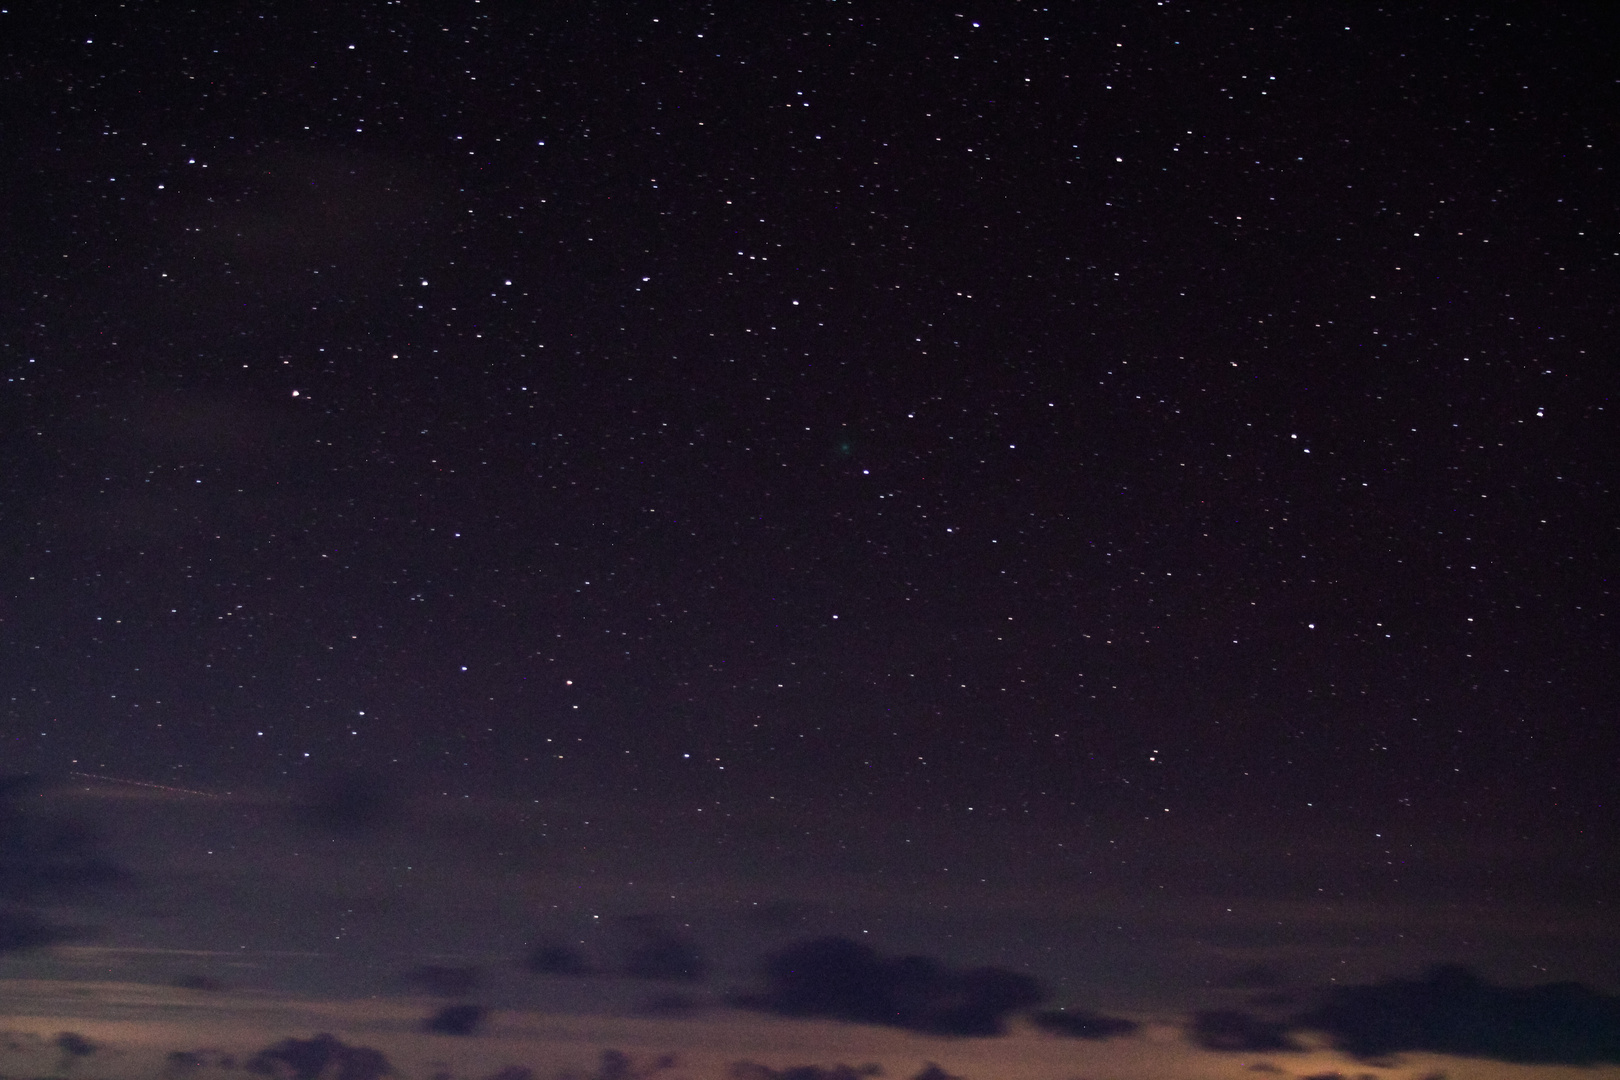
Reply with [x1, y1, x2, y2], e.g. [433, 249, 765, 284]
[422, 1004, 490, 1036]
[729, 1064, 883, 1080]
[0, 776, 127, 900]
[54, 1032, 96, 1069]
[246, 1034, 392, 1080]
[739, 936, 1047, 1037]
[1292, 964, 1620, 1065]
[1031, 1007, 1140, 1040]
[1190, 1010, 1303, 1052]
[163, 1049, 241, 1075]
[165, 1049, 209, 1078]
[402, 964, 480, 997]
[584, 1049, 679, 1080]
[0, 908, 77, 953]
[729, 1067, 956, 1080]
[164, 1048, 243, 1078]
[0, 775, 126, 953]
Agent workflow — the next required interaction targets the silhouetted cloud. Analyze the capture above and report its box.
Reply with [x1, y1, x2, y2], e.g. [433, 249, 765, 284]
[402, 964, 480, 997]
[732, 1066, 955, 1080]
[525, 941, 592, 976]
[0, 908, 77, 952]
[0, 776, 126, 899]
[1032, 1007, 1140, 1039]
[585, 1049, 679, 1080]
[422, 1004, 489, 1036]
[729, 1063, 882, 1080]
[0, 775, 126, 953]
[1190, 1010, 1303, 1052]
[164, 1048, 243, 1078]
[739, 936, 1047, 1036]
[246, 1034, 392, 1080]
[1292, 964, 1620, 1065]
[166, 1049, 209, 1078]
[55, 1031, 97, 1070]
[165, 1049, 241, 1077]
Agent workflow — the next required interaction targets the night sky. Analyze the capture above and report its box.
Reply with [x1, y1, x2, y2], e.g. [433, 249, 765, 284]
[2, 0, 1618, 1063]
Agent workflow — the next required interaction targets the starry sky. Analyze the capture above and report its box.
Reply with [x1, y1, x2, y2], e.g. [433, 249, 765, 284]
[2, 0, 1617, 1024]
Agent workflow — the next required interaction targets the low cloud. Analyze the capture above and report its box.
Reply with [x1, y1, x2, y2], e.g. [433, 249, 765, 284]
[1031, 1007, 1140, 1040]
[572, 1049, 679, 1080]
[0, 908, 79, 953]
[729, 1066, 878, 1080]
[1293, 964, 1620, 1065]
[1192, 965, 1620, 1065]
[1189, 1010, 1302, 1052]
[55, 1032, 97, 1070]
[245, 1034, 392, 1080]
[0, 775, 127, 900]
[422, 1004, 489, 1036]
[730, 1064, 957, 1080]
[738, 936, 1046, 1037]
[0, 774, 127, 954]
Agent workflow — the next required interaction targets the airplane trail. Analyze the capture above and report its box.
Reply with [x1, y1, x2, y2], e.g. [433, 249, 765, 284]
[69, 771, 224, 798]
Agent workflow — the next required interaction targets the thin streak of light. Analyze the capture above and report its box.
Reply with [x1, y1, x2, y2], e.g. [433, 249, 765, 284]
[69, 771, 225, 798]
